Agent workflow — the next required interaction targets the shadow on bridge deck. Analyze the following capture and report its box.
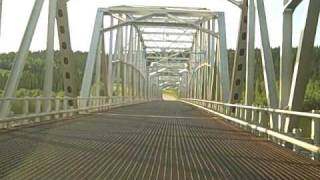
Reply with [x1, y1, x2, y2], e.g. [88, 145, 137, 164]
[0, 101, 319, 179]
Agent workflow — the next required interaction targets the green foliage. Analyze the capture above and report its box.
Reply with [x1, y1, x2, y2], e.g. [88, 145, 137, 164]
[228, 47, 320, 111]
[0, 48, 320, 111]
[15, 88, 41, 97]
[304, 79, 320, 111]
[0, 51, 88, 93]
[163, 88, 178, 98]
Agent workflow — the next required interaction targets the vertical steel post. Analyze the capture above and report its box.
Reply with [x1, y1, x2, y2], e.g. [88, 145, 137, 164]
[101, 33, 108, 96]
[199, 24, 204, 99]
[216, 12, 230, 102]
[215, 40, 222, 101]
[63, 98, 68, 118]
[56, 1, 79, 106]
[95, 36, 102, 97]
[209, 19, 216, 101]
[229, 0, 248, 104]
[128, 26, 134, 98]
[123, 22, 128, 97]
[132, 29, 137, 98]
[35, 97, 41, 122]
[280, 0, 294, 132]
[44, 0, 57, 113]
[55, 98, 60, 119]
[311, 110, 320, 160]
[107, 17, 114, 101]
[0, 0, 2, 37]
[114, 23, 122, 96]
[137, 41, 142, 98]
[206, 20, 212, 100]
[245, 0, 256, 121]
[194, 32, 199, 99]
[23, 98, 29, 115]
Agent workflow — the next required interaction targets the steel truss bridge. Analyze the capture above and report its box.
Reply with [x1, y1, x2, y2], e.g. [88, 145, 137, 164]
[0, 0, 319, 179]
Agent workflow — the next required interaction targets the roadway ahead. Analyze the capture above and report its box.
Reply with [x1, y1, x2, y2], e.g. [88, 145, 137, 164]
[0, 101, 319, 179]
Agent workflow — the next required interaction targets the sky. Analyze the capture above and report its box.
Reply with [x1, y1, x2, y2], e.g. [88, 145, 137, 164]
[0, 0, 319, 53]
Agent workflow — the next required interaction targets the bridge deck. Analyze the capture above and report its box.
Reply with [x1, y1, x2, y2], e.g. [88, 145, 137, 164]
[0, 101, 319, 179]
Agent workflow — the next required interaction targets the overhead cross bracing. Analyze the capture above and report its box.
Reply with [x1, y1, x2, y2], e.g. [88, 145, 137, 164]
[98, 5, 222, 90]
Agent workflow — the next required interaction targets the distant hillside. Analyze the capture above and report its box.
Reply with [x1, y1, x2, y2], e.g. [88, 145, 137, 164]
[0, 47, 320, 111]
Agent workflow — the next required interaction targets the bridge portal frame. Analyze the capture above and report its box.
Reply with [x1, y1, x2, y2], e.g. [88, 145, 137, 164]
[80, 6, 230, 104]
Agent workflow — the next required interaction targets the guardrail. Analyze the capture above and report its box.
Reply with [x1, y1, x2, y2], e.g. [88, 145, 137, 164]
[0, 96, 148, 129]
[181, 98, 320, 160]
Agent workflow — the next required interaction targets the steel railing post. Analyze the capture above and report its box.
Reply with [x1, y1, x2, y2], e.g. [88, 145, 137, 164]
[63, 98, 68, 118]
[311, 110, 320, 160]
[293, 128, 302, 153]
[35, 97, 41, 122]
[23, 98, 29, 125]
[55, 98, 60, 119]
[258, 107, 263, 136]
[23, 98, 29, 115]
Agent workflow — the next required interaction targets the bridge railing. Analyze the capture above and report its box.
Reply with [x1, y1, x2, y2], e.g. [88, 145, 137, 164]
[0, 96, 148, 129]
[181, 98, 320, 160]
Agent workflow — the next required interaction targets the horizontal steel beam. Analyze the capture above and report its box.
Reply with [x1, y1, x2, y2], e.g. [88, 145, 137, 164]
[106, 6, 216, 17]
[157, 73, 182, 76]
[144, 39, 193, 43]
[134, 21, 195, 28]
[103, 21, 197, 32]
[147, 56, 190, 60]
[148, 60, 190, 64]
[142, 31, 194, 36]
[146, 46, 192, 50]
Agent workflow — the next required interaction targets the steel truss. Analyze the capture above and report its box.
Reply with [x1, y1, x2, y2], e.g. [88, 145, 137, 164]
[180, 0, 320, 150]
[0, 2, 163, 118]
[0, 0, 319, 158]
[88, 5, 226, 97]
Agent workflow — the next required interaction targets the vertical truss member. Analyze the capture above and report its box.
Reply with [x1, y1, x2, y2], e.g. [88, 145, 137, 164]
[229, 0, 248, 105]
[0, 0, 79, 118]
[56, 0, 79, 106]
[0, 0, 2, 36]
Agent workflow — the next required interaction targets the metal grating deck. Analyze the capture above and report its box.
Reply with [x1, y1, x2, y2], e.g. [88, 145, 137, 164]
[0, 101, 319, 179]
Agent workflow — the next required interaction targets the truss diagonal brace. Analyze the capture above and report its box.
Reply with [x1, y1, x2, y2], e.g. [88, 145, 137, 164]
[0, 0, 45, 118]
[284, 0, 302, 10]
[255, 0, 279, 130]
[166, 13, 218, 37]
[79, 9, 104, 107]
[226, 0, 243, 8]
[286, 0, 320, 133]
[102, 13, 160, 32]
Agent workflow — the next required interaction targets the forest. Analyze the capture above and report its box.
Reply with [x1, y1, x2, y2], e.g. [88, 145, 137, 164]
[0, 47, 320, 111]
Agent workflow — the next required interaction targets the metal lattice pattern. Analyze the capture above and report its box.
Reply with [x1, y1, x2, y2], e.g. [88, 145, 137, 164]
[0, 101, 319, 179]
